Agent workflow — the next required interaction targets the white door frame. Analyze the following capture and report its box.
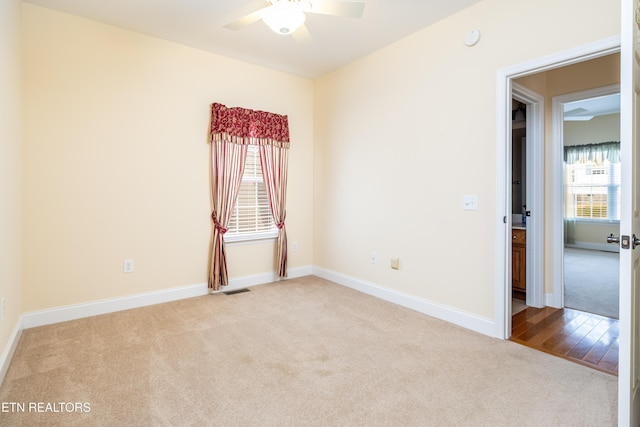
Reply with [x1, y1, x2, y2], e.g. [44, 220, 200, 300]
[494, 35, 620, 340]
[512, 82, 545, 310]
[549, 84, 621, 310]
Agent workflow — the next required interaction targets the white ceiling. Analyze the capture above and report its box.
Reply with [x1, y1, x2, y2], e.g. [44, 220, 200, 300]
[23, 0, 483, 79]
[564, 93, 620, 121]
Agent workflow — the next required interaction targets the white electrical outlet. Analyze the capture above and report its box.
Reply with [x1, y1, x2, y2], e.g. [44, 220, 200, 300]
[292, 241, 298, 252]
[462, 195, 478, 211]
[123, 259, 134, 273]
[370, 251, 377, 264]
[0, 297, 5, 321]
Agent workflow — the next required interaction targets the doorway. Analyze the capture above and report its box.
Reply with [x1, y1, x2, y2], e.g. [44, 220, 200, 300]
[552, 87, 621, 320]
[510, 97, 527, 313]
[508, 83, 621, 377]
[494, 36, 620, 340]
[510, 83, 544, 313]
[498, 46, 622, 373]
[498, 15, 640, 422]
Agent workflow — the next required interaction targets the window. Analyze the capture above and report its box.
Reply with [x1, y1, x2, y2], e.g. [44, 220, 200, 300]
[565, 159, 620, 221]
[225, 146, 277, 242]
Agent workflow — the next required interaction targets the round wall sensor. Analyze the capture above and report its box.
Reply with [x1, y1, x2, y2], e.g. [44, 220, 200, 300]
[464, 29, 481, 47]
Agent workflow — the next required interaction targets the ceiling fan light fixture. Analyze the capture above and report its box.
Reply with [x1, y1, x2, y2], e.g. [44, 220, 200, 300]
[262, 3, 306, 35]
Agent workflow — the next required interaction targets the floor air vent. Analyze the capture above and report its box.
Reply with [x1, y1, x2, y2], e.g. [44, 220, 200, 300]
[223, 288, 250, 296]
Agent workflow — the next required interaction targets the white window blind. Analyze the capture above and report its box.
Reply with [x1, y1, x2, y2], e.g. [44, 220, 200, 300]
[564, 159, 620, 221]
[226, 146, 277, 242]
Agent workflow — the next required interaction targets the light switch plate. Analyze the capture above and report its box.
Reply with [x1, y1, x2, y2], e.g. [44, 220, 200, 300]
[463, 195, 478, 210]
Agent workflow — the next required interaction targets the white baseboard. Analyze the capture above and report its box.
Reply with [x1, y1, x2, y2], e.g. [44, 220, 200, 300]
[0, 315, 23, 385]
[545, 292, 561, 309]
[23, 265, 313, 329]
[23, 282, 209, 329]
[312, 267, 497, 338]
[19, 263, 495, 346]
[22, 264, 495, 337]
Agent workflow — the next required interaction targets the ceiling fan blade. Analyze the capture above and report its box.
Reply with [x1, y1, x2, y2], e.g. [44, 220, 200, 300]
[308, 1, 365, 18]
[291, 24, 312, 43]
[224, 6, 270, 31]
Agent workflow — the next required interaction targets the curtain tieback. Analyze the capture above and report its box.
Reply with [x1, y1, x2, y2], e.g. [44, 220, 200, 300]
[276, 222, 285, 230]
[211, 212, 228, 234]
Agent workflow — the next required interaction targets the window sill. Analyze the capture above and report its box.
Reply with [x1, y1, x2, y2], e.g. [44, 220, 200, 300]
[225, 231, 278, 245]
[564, 218, 620, 225]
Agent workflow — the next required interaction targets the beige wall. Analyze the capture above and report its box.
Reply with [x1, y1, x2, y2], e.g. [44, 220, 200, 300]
[564, 113, 620, 146]
[17, 0, 622, 326]
[22, 4, 314, 311]
[517, 54, 620, 292]
[314, 0, 620, 319]
[0, 0, 23, 361]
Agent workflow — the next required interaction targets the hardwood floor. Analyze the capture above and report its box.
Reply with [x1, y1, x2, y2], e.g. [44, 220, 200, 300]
[510, 306, 618, 376]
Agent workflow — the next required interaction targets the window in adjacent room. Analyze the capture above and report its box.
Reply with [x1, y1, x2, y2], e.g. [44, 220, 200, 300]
[565, 159, 620, 221]
[225, 145, 277, 242]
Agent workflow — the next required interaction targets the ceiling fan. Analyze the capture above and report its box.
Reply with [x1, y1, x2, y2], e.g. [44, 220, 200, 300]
[224, 0, 365, 38]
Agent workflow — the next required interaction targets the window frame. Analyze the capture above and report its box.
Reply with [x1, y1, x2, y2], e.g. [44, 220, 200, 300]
[224, 146, 278, 244]
[564, 159, 620, 223]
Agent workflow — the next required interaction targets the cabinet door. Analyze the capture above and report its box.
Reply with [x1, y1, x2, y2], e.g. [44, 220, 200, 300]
[512, 244, 526, 291]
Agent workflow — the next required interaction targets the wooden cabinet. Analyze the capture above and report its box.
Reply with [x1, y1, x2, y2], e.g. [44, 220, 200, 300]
[512, 228, 526, 299]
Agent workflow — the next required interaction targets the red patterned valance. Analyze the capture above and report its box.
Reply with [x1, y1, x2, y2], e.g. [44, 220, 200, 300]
[209, 103, 290, 148]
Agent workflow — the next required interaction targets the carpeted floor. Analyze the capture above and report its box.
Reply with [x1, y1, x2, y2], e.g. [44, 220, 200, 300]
[0, 276, 617, 426]
[564, 248, 619, 319]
